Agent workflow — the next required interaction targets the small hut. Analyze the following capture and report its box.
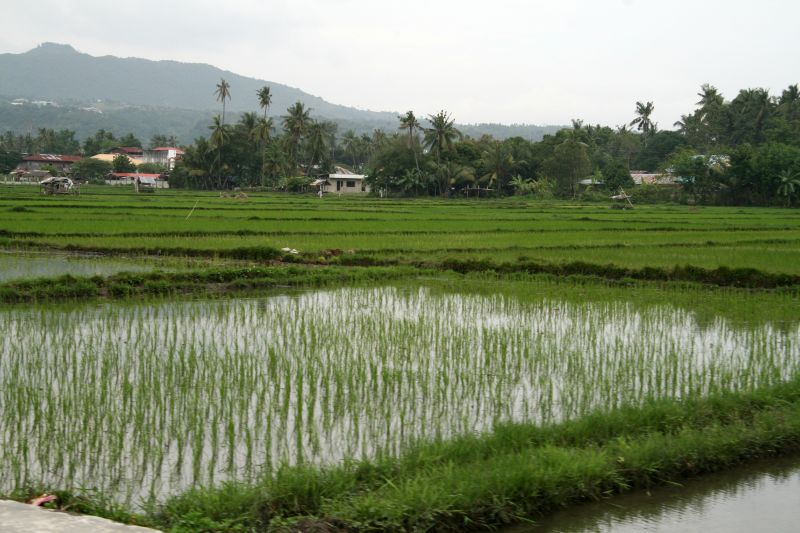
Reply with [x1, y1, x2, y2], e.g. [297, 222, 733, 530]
[134, 176, 157, 193]
[39, 176, 75, 195]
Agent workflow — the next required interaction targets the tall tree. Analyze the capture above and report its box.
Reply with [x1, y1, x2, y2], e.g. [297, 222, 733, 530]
[480, 141, 515, 192]
[257, 86, 272, 120]
[341, 130, 359, 168]
[282, 102, 311, 174]
[209, 115, 230, 186]
[423, 110, 461, 166]
[306, 120, 336, 173]
[215, 78, 232, 125]
[398, 111, 422, 171]
[630, 101, 656, 139]
[543, 139, 591, 198]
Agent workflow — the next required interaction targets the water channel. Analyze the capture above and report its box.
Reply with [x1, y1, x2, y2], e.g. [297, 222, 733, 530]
[511, 454, 800, 532]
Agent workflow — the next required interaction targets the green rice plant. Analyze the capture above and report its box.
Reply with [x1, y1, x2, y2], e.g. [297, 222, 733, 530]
[1, 278, 797, 506]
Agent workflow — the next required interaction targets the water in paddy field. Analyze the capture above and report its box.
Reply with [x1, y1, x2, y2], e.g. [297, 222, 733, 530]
[509, 454, 800, 532]
[0, 284, 798, 504]
[0, 251, 156, 281]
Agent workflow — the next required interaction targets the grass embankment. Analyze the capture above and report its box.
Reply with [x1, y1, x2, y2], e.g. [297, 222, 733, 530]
[0, 265, 424, 303]
[11, 378, 800, 532]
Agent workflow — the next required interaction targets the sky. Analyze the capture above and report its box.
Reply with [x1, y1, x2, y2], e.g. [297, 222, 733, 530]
[2, 0, 798, 127]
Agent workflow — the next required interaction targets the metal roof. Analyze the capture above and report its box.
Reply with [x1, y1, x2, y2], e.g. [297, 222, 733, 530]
[22, 154, 82, 163]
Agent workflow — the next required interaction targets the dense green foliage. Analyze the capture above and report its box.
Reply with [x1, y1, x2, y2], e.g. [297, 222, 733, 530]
[165, 82, 800, 206]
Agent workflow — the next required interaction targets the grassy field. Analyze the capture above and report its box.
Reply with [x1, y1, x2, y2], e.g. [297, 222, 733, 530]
[1, 184, 799, 531]
[2, 185, 800, 277]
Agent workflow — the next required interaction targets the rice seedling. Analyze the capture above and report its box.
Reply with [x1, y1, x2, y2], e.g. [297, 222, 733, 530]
[1, 279, 797, 506]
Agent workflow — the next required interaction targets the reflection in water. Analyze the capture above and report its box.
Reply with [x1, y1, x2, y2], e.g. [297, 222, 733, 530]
[513, 455, 800, 532]
[0, 285, 798, 503]
[0, 251, 155, 281]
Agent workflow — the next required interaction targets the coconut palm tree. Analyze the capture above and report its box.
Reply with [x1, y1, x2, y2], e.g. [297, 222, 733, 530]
[209, 115, 230, 187]
[257, 86, 272, 120]
[423, 110, 461, 166]
[398, 111, 421, 171]
[779, 84, 800, 122]
[306, 120, 335, 173]
[282, 102, 311, 174]
[431, 160, 474, 196]
[630, 101, 655, 137]
[480, 141, 515, 192]
[341, 130, 359, 168]
[214, 78, 232, 125]
[696, 84, 723, 108]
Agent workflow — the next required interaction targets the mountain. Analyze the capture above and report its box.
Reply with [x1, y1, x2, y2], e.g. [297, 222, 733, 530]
[0, 43, 563, 143]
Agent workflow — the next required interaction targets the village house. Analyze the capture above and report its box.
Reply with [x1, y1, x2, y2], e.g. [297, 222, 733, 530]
[142, 147, 184, 170]
[311, 171, 370, 194]
[109, 146, 144, 158]
[630, 171, 680, 186]
[7, 169, 52, 183]
[106, 172, 168, 189]
[16, 154, 81, 173]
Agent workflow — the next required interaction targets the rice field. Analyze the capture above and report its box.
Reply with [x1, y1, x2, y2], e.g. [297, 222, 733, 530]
[1, 279, 797, 505]
[2, 185, 800, 276]
[0, 251, 162, 282]
[2, 186, 800, 528]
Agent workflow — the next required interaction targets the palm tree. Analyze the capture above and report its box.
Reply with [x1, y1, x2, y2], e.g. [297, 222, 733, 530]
[254, 117, 273, 144]
[371, 129, 388, 151]
[282, 102, 311, 174]
[480, 141, 515, 192]
[257, 86, 272, 120]
[431, 160, 474, 196]
[777, 169, 800, 207]
[398, 111, 421, 171]
[214, 78, 232, 125]
[696, 84, 723, 108]
[779, 84, 800, 121]
[630, 101, 656, 138]
[341, 130, 359, 168]
[306, 120, 335, 173]
[262, 138, 288, 185]
[423, 110, 461, 166]
[209, 115, 230, 187]
[740, 88, 773, 144]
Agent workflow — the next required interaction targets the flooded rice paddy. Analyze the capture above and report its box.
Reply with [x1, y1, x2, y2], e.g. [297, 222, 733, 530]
[0, 251, 157, 282]
[1, 283, 798, 503]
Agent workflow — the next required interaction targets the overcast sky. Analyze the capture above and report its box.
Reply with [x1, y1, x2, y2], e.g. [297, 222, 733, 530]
[2, 0, 798, 127]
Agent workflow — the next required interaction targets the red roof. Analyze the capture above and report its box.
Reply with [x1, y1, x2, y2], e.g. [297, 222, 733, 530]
[110, 147, 144, 155]
[110, 172, 163, 179]
[23, 154, 82, 163]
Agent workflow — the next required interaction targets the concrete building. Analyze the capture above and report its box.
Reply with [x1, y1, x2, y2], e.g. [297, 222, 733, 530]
[311, 172, 370, 194]
[142, 147, 184, 170]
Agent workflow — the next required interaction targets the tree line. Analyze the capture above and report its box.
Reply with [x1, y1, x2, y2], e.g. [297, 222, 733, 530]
[0, 128, 179, 176]
[168, 79, 800, 205]
[2, 79, 799, 205]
